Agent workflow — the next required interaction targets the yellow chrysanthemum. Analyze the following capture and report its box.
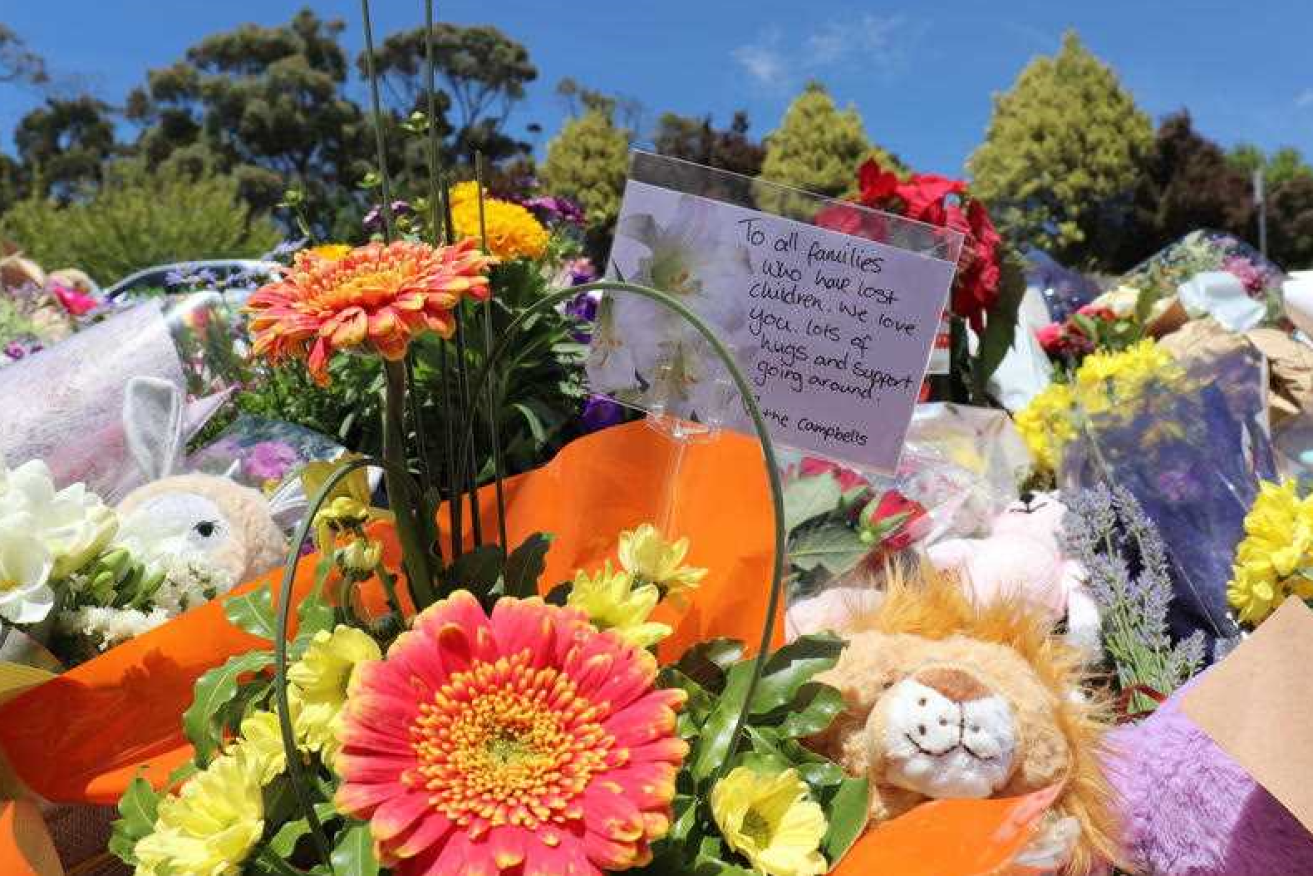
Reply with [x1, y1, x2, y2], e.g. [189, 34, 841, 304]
[308, 243, 352, 262]
[229, 711, 287, 785]
[568, 560, 672, 648]
[1016, 339, 1182, 473]
[133, 751, 265, 876]
[449, 180, 549, 261]
[711, 767, 828, 876]
[1015, 381, 1076, 474]
[1228, 478, 1313, 625]
[288, 625, 381, 759]
[617, 523, 707, 601]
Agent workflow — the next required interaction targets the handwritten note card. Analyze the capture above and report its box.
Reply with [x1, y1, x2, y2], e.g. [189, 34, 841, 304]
[588, 179, 957, 472]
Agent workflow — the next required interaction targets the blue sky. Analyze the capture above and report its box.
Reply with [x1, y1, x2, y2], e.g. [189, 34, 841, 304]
[3, 0, 1311, 176]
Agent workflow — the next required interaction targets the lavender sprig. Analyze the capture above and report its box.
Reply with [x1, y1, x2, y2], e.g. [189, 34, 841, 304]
[1061, 484, 1205, 714]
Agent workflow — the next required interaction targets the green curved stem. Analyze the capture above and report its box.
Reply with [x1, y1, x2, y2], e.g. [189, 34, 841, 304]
[272, 454, 422, 871]
[455, 280, 787, 785]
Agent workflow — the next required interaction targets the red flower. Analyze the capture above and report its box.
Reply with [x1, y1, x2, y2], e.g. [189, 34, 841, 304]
[799, 457, 867, 493]
[858, 159, 900, 204]
[50, 284, 98, 316]
[859, 489, 927, 551]
[1076, 303, 1117, 321]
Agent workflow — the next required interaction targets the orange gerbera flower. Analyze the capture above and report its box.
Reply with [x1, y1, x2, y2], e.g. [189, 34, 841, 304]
[335, 590, 686, 876]
[246, 239, 495, 384]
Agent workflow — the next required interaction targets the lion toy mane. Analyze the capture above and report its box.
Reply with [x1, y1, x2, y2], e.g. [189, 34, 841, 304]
[808, 566, 1121, 875]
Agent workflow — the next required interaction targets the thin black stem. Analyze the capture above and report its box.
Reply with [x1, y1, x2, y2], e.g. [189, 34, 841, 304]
[424, 0, 461, 562]
[358, 0, 395, 241]
[475, 151, 509, 550]
[383, 359, 435, 606]
[453, 310, 483, 546]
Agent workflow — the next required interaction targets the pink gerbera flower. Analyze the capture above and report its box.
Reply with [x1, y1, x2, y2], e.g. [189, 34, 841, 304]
[245, 239, 495, 385]
[335, 591, 687, 876]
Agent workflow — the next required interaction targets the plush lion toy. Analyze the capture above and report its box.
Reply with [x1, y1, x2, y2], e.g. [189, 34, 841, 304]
[808, 566, 1121, 875]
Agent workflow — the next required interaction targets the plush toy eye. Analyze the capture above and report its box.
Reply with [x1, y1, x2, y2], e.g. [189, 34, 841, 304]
[194, 521, 218, 538]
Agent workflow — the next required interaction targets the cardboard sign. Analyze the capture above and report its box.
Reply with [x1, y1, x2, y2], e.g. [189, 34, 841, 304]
[1181, 596, 1313, 834]
[589, 177, 958, 472]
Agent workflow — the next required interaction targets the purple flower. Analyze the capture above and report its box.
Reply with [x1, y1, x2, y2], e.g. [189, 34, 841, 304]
[564, 290, 600, 343]
[244, 441, 300, 481]
[164, 269, 187, 288]
[364, 200, 414, 231]
[519, 195, 586, 227]
[580, 394, 624, 433]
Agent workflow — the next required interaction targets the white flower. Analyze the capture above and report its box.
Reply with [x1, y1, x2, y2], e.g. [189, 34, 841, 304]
[2, 459, 117, 578]
[56, 605, 171, 651]
[0, 513, 55, 624]
[150, 555, 236, 615]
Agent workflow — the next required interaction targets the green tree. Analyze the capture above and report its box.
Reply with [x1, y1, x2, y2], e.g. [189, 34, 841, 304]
[362, 23, 536, 165]
[540, 86, 630, 254]
[757, 82, 873, 212]
[654, 110, 766, 177]
[968, 31, 1153, 269]
[0, 24, 47, 87]
[1, 158, 280, 284]
[14, 97, 117, 201]
[125, 8, 369, 223]
[1115, 111, 1254, 268]
[1269, 176, 1313, 268]
[1229, 143, 1313, 188]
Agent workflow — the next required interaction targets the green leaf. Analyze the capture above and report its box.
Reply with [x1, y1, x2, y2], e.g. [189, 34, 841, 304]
[183, 651, 274, 762]
[543, 581, 571, 606]
[224, 586, 277, 640]
[822, 776, 871, 863]
[776, 682, 846, 738]
[1134, 283, 1158, 333]
[109, 776, 159, 865]
[331, 823, 380, 876]
[502, 533, 553, 599]
[690, 660, 754, 783]
[657, 667, 716, 732]
[971, 252, 1026, 400]
[268, 818, 310, 858]
[747, 634, 845, 715]
[789, 525, 868, 575]
[512, 401, 547, 443]
[671, 638, 744, 693]
[784, 473, 842, 532]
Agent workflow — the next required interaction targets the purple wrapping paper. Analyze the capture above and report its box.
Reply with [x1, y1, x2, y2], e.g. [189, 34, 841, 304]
[1060, 345, 1274, 659]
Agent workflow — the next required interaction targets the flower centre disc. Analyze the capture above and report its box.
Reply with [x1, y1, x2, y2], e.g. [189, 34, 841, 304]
[411, 651, 616, 830]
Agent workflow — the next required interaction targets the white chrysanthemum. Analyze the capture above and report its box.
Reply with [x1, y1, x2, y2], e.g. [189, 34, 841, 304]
[0, 513, 54, 624]
[57, 605, 171, 651]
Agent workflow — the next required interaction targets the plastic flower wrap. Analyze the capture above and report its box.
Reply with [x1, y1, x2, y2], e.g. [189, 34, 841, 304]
[1227, 478, 1313, 626]
[1016, 339, 1182, 476]
[1060, 344, 1275, 659]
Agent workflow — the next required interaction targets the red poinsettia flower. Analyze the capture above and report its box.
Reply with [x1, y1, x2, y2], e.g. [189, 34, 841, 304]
[858, 159, 900, 204]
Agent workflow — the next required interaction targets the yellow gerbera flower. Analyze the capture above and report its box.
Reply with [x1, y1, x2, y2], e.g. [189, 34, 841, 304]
[133, 751, 265, 876]
[288, 625, 381, 759]
[1228, 478, 1313, 625]
[618, 523, 707, 600]
[567, 561, 671, 648]
[449, 179, 549, 261]
[711, 767, 828, 876]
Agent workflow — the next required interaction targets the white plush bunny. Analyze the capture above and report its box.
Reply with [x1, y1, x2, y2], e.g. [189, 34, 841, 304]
[114, 377, 286, 585]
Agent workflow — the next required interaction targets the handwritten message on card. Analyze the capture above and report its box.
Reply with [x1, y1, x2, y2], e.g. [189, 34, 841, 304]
[589, 179, 957, 472]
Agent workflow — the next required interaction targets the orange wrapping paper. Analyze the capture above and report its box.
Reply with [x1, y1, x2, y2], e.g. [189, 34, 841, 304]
[0, 421, 780, 805]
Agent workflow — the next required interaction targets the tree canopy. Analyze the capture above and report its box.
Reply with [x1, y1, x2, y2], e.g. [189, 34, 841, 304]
[654, 110, 766, 178]
[757, 82, 873, 212]
[969, 31, 1153, 270]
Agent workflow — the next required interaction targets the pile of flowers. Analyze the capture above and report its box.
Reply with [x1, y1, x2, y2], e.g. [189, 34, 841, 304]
[111, 520, 865, 876]
[817, 159, 1005, 333]
[1227, 478, 1313, 626]
[1015, 339, 1182, 475]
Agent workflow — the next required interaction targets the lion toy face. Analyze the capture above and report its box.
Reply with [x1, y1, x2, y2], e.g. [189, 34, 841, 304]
[808, 568, 1120, 874]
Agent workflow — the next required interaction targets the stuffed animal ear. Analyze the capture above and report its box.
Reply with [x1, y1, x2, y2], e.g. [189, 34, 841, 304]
[123, 376, 184, 482]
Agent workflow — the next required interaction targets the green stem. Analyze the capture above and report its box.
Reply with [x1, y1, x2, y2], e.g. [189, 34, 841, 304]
[456, 280, 787, 786]
[358, 0, 395, 241]
[383, 359, 435, 607]
[474, 151, 509, 550]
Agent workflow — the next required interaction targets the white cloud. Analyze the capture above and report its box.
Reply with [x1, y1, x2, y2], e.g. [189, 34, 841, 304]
[732, 34, 788, 87]
[1296, 88, 1313, 109]
[733, 14, 914, 90]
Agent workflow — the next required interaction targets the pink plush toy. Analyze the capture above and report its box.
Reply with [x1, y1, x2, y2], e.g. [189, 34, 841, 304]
[927, 492, 1101, 655]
